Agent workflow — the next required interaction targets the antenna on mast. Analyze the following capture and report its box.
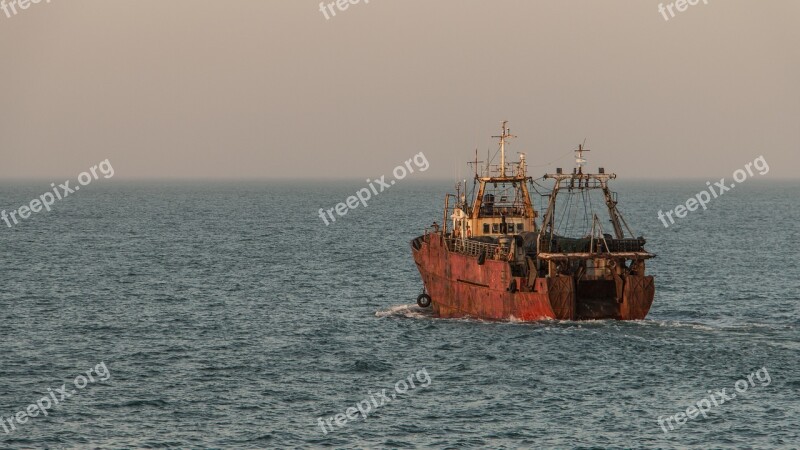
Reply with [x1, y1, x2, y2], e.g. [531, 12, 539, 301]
[575, 140, 590, 174]
[492, 121, 516, 177]
[467, 148, 484, 180]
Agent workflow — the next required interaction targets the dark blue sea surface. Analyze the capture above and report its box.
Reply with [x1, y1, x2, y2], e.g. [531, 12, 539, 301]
[0, 179, 798, 449]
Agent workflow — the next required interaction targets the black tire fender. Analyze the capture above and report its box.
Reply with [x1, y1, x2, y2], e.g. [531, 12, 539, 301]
[417, 293, 432, 308]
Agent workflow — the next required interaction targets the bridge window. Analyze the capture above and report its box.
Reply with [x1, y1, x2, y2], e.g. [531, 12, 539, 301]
[483, 224, 490, 233]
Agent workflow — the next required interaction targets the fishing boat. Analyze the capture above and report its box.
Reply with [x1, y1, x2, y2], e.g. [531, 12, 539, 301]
[410, 121, 655, 321]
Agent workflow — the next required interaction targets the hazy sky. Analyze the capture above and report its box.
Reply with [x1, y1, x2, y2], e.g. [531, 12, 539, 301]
[1, 0, 798, 180]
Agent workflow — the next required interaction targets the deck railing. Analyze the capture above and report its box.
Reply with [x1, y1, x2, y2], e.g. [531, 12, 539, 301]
[445, 238, 504, 258]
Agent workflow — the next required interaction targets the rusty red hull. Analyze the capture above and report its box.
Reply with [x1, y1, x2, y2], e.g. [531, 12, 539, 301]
[411, 234, 655, 321]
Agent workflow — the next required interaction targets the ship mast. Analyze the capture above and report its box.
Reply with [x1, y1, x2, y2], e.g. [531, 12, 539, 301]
[492, 121, 516, 178]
